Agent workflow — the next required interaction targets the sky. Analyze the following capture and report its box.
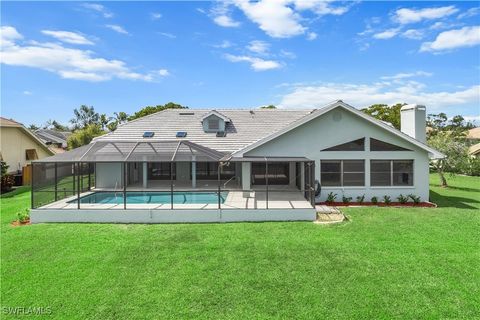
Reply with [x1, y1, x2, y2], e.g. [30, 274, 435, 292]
[1, 1, 479, 127]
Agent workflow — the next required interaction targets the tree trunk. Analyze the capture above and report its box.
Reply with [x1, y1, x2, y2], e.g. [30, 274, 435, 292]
[438, 171, 448, 187]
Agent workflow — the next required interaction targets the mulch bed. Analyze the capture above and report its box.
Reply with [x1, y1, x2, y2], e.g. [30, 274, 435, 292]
[317, 202, 437, 208]
[11, 219, 31, 227]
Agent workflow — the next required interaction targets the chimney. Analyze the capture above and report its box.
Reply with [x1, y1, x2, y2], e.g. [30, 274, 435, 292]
[400, 104, 426, 143]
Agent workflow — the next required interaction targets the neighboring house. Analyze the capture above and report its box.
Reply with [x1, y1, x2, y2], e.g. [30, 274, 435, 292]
[34, 129, 70, 153]
[0, 117, 54, 174]
[466, 127, 480, 144]
[469, 143, 480, 158]
[30, 101, 443, 224]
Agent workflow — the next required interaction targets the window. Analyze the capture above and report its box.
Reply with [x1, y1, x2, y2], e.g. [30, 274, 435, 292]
[251, 162, 289, 185]
[26, 149, 38, 160]
[322, 138, 365, 151]
[371, 160, 413, 186]
[208, 119, 219, 130]
[370, 138, 411, 151]
[320, 160, 365, 186]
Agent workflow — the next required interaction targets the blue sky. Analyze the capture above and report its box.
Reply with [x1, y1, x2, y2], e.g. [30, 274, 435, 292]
[1, 1, 479, 127]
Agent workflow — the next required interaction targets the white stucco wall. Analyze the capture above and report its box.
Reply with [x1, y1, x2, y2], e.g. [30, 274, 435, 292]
[0, 127, 52, 173]
[244, 107, 431, 202]
[95, 163, 123, 189]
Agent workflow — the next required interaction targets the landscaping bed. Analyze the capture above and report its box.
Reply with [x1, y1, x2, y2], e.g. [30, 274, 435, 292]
[317, 201, 437, 207]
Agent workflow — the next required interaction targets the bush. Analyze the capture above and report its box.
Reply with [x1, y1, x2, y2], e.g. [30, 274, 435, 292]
[397, 194, 409, 204]
[383, 195, 392, 204]
[408, 194, 421, 205]
[371, 196, 378, 204]
[342, 196, 352, 204]
[356, 194, 365, 203]
[17, 208, 30, 223]
[465, 157, 480, 176]
[1, 174, 14, 193]
[326, 192, 337, 203]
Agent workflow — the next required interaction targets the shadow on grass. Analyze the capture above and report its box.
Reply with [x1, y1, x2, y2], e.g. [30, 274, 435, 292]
[430, 190, 480, 209]
[0, 186, 31, 199]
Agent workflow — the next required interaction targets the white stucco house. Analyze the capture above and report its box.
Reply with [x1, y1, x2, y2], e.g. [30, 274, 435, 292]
[30, 101, 443, 224]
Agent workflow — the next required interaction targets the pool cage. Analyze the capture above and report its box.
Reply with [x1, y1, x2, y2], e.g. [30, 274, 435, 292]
[32, 140, 316, 210]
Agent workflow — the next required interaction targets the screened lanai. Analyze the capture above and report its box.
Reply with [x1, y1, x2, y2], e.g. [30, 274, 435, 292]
[31, 140, 316, 212]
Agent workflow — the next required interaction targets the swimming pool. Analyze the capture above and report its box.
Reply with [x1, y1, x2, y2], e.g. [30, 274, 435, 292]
[69, 192, 228, 205]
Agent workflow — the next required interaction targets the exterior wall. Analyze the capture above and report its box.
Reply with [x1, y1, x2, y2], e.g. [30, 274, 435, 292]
[0, 127, 51, 173]
[95, 163, 123, 188]
[245, 107, 431, 202]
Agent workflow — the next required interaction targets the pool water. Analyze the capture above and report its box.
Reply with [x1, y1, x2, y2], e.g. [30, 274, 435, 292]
[69, 192, 228, 205]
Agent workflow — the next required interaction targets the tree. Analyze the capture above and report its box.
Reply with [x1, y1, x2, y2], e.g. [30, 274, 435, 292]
[44, 119, 70, 132]
[261, 105, 276, 109]
[28, 124, 39, 131]
[428, 131, 469, 186]
[67, 124, 105, 149]
[128, 102, 187, 121]
[361, 103, 404, 129]
[70, 105, 100, 129]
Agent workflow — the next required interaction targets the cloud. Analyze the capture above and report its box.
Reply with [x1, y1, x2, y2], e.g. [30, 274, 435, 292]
[278, 81, 480, 111]
[151, 12, 162, 20]
[380, 71, 432, 80]
[457, 7, 480, 19]
[210, 0, 353, 39]
[213, 40, 233, 48]
[373, 28, 401, 39]
[224, 54, 282, 71]
[105, 24, 129, 35]
[81, 3, 113, 18]
[0, 26, 165, 82]
[41, 30, 94, 45]
[306, 32, 317, 40]
[280, 49, 296, 59]
[393, 6, 459, 24]
[246, 40, 269, 54]
[157, 69, 169, 76]
[401, 29, 425, 40]
[420, 26, 480, 52]
[23, 90, 32, 95]
[158, 32, 176, 39]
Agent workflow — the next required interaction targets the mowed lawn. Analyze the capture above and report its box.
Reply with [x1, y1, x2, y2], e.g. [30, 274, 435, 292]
[1, 175, 479, 319]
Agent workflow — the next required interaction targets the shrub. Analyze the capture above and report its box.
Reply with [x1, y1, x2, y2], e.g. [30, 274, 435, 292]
[342, 196, 352, 204]
[371, 196, 378, 204]
[1, 174, 14, 193]
[356, 194, 365, 203]
[397, 194, 409, 204]
[17, 208, 30, 223]
[326, 192, 337, 203]
[383, 195, 392, 204]
[408, 194, 421, 205]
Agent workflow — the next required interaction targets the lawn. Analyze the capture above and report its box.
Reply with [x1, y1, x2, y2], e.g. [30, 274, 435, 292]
[1, 174, 479, 319]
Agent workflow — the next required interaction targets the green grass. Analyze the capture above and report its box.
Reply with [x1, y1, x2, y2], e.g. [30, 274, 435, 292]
[1, 174, 479, 319]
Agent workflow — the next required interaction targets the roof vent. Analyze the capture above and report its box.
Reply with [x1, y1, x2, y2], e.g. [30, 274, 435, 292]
[143, 131, 155, 138]
[176, 131, 187, 138]
[216, 131, 226, 137]
[179, 112, 194, 115]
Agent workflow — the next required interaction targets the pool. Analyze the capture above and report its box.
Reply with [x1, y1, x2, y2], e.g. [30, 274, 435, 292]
[69, 192, 228, 205]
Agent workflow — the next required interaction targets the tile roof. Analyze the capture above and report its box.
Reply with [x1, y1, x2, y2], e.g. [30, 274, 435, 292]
[96, 109, 313, 153]
[0, 117, 22, 127]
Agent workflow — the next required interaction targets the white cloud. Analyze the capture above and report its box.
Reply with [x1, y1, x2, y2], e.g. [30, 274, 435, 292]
[464, 115, 480, 123]
[280, 49, 296, 59]
[247, 40, 269, 54]
[224, 54, 282, 71]
[105, 24, 129, 35]
[401, 29, 425, 40]
[151, 12, 162, 20]
[306, 32, 317, 40]
[213, 15, 241, 27]
[394, 6, 459, 24]
[213, 40, 233, 48]
[158, 32, 176, 39]
[23, 90, 32, 95]
[278, 81, 480, 111]
[373, 28, 401, 39]
[457, 7, 480, 19]
[157, 69, 169, 76]
[0, 26, 164, 82]
[41, 30, 94, 45]
[381, 71, 432, 80]
[420, 26, 480, 52]
[81, 3, 113, 18]
[293, 0, 351, 15]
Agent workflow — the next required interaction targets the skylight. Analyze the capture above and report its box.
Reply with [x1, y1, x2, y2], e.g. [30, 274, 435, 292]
[143, 131, 155, 138]
[176, 131, 187, 138]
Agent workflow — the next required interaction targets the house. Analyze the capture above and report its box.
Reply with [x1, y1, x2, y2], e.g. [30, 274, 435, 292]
[34, 129, 70, 154]
[30, 101, 443, 224]
[0, 117, 54, 179]
[469, 143, 480, 158]
[466, 127, 480, 143]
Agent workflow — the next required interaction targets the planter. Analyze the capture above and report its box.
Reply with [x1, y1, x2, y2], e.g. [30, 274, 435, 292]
[11, 218, 30, 227]
[317, 202, 437, 208]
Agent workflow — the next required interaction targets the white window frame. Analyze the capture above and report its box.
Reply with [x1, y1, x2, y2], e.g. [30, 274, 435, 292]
[320, 159, 365, 187]
[370, 159, 414, 187]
